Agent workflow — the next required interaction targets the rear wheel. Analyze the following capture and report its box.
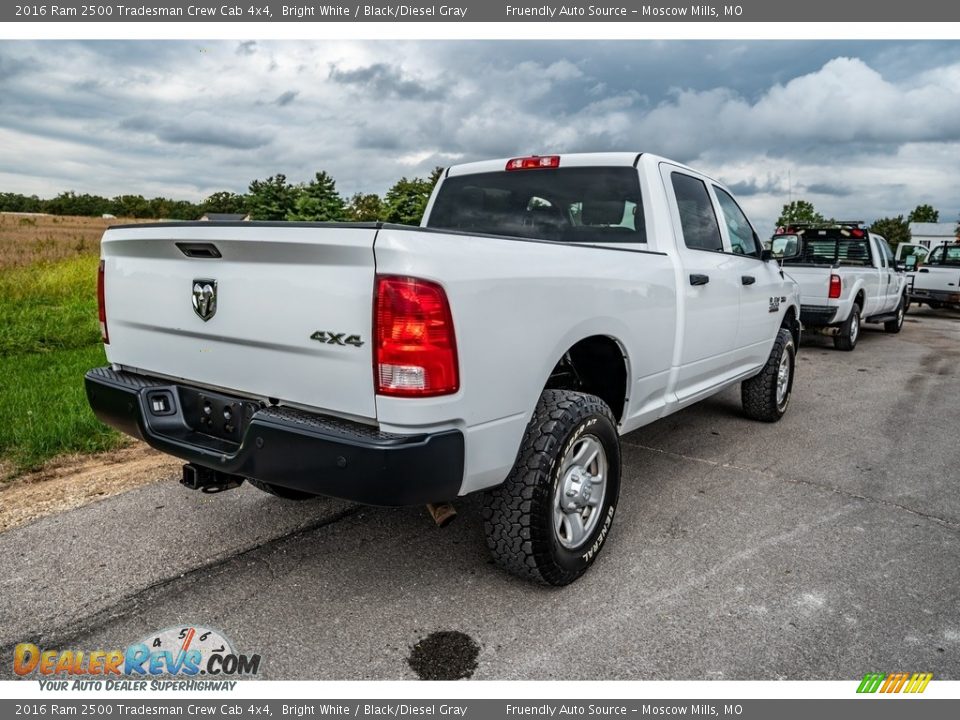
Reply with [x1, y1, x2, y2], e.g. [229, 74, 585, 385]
[247, 478, 317, 500]
[884, 295, 906, 333]
[741, 328, 796, 423]
[482, 389, 621, 586]
[833, 304, 861, 351]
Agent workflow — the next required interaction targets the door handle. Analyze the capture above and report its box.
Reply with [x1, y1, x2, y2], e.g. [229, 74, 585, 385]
[919, 268, 929, 273]
[741, 275, 756, 286]
[689, 274, 710, 286]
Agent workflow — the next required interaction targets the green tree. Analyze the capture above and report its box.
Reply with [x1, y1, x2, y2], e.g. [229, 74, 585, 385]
[347, 192, 385, 222]
[428, 166, 445, 186]
[287, 171, 347, 221]
[907, 204, 939, 223]
[111, 194, 151, 218]
[246, 174, 298, 220]
[0, 192, 42, 213]
[202, 191, 246, 215]
[869, 215, 911, 248]
[167, 199, 202, 220]
[384, 176, 434, 226]
[44, 191, 112, 216]
[147, 197, 174, 219]
[776, 200, 824, 229]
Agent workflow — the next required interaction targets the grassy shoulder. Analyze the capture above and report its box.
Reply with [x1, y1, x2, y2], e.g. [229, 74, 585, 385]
[0, 250, 127, 476]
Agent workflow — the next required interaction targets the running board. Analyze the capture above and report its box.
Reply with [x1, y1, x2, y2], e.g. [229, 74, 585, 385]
[865, 312, 898, 323]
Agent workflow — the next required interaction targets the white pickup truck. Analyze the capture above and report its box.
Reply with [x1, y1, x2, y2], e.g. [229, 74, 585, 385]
[86, 152, 801, 586]
[896, 240, 960, 310]
[774, 223, 907, 351]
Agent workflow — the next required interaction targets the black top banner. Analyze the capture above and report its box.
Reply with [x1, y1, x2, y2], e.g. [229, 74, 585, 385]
[5, 0, 960, 22]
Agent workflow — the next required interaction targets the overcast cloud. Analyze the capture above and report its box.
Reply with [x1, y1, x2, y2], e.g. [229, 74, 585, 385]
[1, 40, 959, 231]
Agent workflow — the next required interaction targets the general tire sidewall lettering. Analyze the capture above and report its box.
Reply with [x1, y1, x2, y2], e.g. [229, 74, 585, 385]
[548, 413, 620, 573]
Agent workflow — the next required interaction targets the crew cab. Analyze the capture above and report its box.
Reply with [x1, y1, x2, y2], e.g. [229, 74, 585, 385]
[774, 222, 908, 351]
[85, 152, 801, 586]
[896, 240, 960, 310]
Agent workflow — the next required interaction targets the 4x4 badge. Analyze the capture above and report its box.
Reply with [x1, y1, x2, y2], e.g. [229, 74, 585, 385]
[192, 279, 217, 322]
[311, 331, 363, 347]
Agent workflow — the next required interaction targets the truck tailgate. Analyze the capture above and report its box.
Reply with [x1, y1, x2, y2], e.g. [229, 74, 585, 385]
[101, 223, 378, 420]
[782, 265, 832, 305]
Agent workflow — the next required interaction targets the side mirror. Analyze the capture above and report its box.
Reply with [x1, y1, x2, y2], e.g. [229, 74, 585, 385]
[895, 261, 907, 272]
[766, 234, 801, 261]
[903, 255, 918, 271]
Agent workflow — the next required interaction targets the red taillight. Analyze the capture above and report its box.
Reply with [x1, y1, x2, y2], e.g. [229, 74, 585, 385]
[505, 155, 560, 171]
[828, 273, 842, 299]
[97, 259, 109, 344]
[374, 275, 459, 397]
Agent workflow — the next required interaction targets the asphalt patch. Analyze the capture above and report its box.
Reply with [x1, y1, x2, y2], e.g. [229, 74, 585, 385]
[407, 631, 480, 680]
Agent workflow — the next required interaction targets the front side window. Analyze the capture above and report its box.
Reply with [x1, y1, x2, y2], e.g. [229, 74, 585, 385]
[714, 187, 760, 257]
[878, 238, 895, 267]
[671, 173, 723, 252]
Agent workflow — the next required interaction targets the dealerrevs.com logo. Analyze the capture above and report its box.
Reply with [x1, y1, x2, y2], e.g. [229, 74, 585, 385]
[14, 626, 261, 691]
[857, 672, 933, 694]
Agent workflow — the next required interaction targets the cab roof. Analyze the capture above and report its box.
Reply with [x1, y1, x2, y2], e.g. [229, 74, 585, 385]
[446, 152, 699, 178]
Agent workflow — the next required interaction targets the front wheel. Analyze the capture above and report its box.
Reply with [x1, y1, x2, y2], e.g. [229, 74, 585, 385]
[741, 327, 796, 423]
[482, 389, 621, 586]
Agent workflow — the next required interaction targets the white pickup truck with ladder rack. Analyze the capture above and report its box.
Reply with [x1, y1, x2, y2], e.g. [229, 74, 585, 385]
[775, 222, 908, 351]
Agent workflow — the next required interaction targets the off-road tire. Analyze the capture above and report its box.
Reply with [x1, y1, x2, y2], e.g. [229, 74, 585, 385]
[833, 303, 861, 351]
[741, 327, 796, 423]
[481, 389, 621, 586]
[247, 478, 317, 500]
[884, 295, 906, 333]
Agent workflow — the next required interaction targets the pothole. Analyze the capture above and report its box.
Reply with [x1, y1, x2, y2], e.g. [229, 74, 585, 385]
[407, 630, 480, 680]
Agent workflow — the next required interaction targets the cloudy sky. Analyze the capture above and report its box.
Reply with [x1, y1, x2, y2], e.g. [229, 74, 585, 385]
[1, 39, 959, 230]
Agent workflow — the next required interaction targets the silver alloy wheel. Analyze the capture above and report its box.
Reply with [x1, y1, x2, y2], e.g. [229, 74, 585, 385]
[850, 312, 859, 342]
[897, 303, 904, 326]
[553, 434, 607, 550]
[776, 350, 792, 407]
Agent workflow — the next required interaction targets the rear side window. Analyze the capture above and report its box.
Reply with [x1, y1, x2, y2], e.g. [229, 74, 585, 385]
[671, 173, 723, 252]
[928, 245, 960, 266]
[426, 167, 645, 244]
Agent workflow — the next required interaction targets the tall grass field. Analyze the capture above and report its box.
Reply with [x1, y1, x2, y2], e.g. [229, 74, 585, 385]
[0, 213, 144, 476]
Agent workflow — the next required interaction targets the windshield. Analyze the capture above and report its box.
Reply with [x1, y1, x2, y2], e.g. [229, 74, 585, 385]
[426, 167, 646, 244]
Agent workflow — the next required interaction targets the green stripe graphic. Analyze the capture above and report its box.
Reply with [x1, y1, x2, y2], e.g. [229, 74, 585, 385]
[857, 673, 886, 693]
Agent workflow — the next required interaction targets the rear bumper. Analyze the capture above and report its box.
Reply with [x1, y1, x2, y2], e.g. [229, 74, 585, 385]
[84, 367, 464, 506]
[909, 288, 960, 304]
[800, 304, 838, 327]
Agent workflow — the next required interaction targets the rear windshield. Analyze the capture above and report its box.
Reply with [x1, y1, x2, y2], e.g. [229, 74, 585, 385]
[927, 245, 960, 266]
[426, 167, 646, 244]
[781, 231, 873, 267]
